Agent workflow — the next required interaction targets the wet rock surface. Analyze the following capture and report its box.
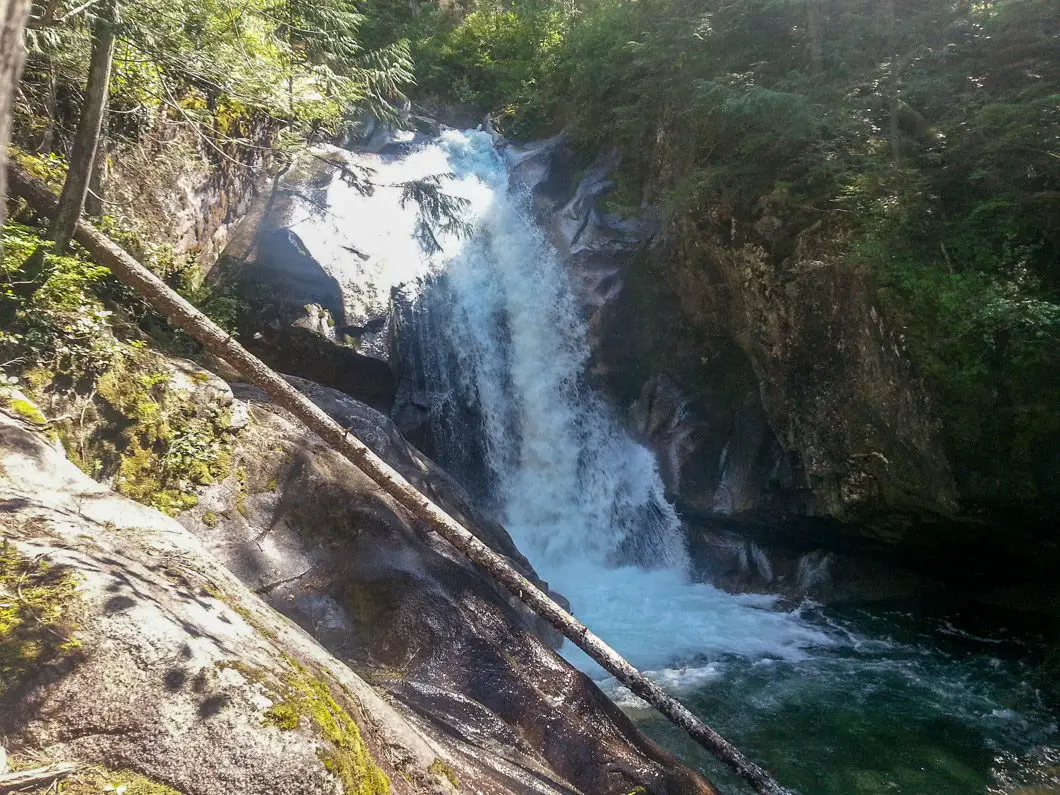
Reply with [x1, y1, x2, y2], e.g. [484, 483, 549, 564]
[685, 519, 938, 605]
[178, 377, 716, 795]
[0, 412, 457, 795]
[1, 387, 716, 795]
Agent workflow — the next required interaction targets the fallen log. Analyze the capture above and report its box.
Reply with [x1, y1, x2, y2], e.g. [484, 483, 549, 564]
[0, 762, 79, 792]
[8, 162, 795, 795]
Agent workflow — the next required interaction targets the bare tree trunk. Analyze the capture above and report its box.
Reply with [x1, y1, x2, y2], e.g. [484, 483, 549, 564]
[885, 0, 901, 167]
[806, 0, 823, 73]
[0, 763, 79, 792]
[85, 110, 108, 218]
[47, 0, 118, 252]
[38, 64, 59, 154]
[0, 0, 32, 248]
[9, 160, 796, 795]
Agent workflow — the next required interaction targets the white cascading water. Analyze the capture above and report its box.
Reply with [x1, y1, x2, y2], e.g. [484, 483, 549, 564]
[431, 132, 837, 679]
[289, 129, 835, 681]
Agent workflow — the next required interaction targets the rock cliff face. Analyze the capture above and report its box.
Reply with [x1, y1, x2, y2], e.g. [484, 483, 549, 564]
[505, 135, 959, 539]
[206, 151, 399, 410]
[101, 121, 274, 278]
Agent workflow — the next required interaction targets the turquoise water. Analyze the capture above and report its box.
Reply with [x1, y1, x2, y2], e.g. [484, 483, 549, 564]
[611, 603, 1058, 794]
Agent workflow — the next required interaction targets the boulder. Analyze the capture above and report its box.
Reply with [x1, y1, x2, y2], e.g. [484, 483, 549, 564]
[209, 149, 409, 409]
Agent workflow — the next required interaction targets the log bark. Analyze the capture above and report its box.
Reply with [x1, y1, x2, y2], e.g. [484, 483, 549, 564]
[0, 0, 32, 244]
[8, 161, 794, 795]
[0, 762, 79, 792]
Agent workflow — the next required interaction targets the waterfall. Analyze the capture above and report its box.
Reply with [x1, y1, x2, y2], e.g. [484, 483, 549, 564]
[433, 132, 691, 571]
[300, 129, 835, 677]
[279, 130, 1056, 794]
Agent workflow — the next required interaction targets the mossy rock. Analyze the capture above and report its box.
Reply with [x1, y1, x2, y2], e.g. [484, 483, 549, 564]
[21, 348, 243, 517]
[269, 658, 391, 795]
[219, 655, 391, 795]
[263, 702, 301, 730]
[0, 540, 81, 698]
[428, 759, 459, 790]
[4, 397, 47, 425]
[0, 388, 51, 432]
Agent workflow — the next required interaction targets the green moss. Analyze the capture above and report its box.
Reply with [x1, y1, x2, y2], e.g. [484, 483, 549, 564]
[22, 367, 53, 394]
[263, 702, 301, 730]
[202, 510, 219, 527]
[276, 658, 390, 795]
[89, 354, 237, 516]
[233, 465, 250, 516]
[5, 397, 47, 425]
[0, 540, 80, 698]
[216, 653, 389, 794]
[428, 759, 460, 789]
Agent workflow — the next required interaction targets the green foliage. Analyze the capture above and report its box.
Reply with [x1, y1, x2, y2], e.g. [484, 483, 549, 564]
[398, 173, 472, 254]
[0, 215, 243, 379]
[5, 0, 1056, 510]
[1, 222, 120, 378]
[15, 0, 415, 168]
[174, 281, 247, 338]
[98, 215, 190, 280]
[416, 4, 568, 127]
[852, 190, 1060, 501]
